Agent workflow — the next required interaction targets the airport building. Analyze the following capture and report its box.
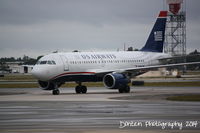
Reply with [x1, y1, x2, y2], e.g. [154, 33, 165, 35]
[0, 61, 33, 74]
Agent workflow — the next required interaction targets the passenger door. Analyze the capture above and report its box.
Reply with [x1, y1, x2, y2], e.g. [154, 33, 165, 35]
[60, 55, 69, 71]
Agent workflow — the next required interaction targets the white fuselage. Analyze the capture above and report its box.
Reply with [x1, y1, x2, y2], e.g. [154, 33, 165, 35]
[32, 51, 170, 81]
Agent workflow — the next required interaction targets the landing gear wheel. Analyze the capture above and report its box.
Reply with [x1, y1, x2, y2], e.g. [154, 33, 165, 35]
[124, 86, 130, 93]
[118, 88, 124, 93]
[75, 85, 87, 94]
[75, 86, 82, 94]
[52, 89, 60, 95]
[81, 86, 87, 94]
[118, 85, 130, 93]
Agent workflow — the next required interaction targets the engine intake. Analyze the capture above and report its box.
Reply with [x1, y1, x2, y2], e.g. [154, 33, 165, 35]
[103, 73, 129, 89]
[38, 80, 55, 90]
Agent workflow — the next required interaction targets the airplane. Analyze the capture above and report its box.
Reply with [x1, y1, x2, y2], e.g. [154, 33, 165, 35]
[31, 11, 200, 95]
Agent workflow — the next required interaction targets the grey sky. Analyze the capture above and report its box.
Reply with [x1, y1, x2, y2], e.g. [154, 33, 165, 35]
[0, 0, 199, 58]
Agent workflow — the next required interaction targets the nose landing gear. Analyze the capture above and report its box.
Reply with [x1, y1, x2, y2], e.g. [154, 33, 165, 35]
[52, 89, 60, 95]
[52, 83, 62, 95]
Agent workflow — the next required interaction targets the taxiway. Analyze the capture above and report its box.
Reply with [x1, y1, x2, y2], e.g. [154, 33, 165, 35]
[0, 87, 200, 133]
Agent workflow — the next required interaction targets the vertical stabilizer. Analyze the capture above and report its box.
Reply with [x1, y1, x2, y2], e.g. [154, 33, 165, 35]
[141, 11, 167, 52]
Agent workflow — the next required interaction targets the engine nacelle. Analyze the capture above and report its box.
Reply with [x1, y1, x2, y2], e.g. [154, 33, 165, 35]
[38, 80, 55, 90]
[103, 73, 129, 89]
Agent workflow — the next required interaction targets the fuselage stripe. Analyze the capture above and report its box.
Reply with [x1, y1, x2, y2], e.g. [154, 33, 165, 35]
[51, 72, 95, 80]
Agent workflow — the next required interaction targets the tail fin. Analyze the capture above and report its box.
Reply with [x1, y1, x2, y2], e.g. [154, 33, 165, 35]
[140, 11, 167, 52]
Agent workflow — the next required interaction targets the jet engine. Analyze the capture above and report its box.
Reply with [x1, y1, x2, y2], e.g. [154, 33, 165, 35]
[38, 80, 55, 90]
[103, 73, 129, 89]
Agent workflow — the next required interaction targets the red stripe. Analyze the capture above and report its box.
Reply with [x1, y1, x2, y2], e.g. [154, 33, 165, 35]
[51, 72, 95, 80]
[158, 11, 168, 17]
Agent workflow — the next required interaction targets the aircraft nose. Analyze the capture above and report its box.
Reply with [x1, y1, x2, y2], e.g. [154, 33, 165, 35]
[31, 66, 48, 81]
[31, 66, 40, 79]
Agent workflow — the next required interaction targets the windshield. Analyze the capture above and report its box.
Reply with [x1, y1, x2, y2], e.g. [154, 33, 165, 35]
[36, 60, 56, 65]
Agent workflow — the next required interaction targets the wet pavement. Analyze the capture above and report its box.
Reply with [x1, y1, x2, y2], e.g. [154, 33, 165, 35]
[0, 87, 200, 132]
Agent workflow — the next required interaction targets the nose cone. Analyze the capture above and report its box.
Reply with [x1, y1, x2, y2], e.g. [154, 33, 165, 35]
[31, 66, 41, 79]
[31, 66, 49, 81]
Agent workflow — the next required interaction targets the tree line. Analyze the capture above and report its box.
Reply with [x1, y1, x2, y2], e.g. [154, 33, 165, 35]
[0, 55, 43, 65]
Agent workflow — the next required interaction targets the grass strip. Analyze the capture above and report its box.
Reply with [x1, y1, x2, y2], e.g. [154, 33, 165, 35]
[167, 94, 200, 101]
[0, 81, 200, 88]
[0, 82, 104, 88]
[0, 74, 35, 81]
[0, 83, 38, 88]
[144, 81, 200, 87]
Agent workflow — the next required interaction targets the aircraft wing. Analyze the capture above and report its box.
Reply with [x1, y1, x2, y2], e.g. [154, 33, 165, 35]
[157, 54, 200, 61]
[88, 62, 200, 75]
[87, 69, 113, 75]
[125, 61, 200, 72]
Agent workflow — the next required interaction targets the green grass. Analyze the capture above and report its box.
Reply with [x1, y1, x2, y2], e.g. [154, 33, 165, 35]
[0, 83, 38, 88]
[167, 94, 200, 101]
[185, 71, 200, 75]
[0, 82, 104, 88]
[0, 74, 36, 81]
[0, 81, 200, 88]
[0, 74, 200, 88]
[144, 81, 200, 87]
[2, 82, 200, 88]
[61, 82, 104, 87]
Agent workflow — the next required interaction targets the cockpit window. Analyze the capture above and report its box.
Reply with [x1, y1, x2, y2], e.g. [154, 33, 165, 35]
[40, 61, 47, 64]
[47, 61, 52, 64]
[52, 61, 56, 65]
[36, 60, 56, 65]
[36, 61, 40, 65]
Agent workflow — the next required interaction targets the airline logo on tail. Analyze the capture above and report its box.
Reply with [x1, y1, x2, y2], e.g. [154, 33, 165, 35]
[141, 11, 168, 53]
[154, 31, 163, 41]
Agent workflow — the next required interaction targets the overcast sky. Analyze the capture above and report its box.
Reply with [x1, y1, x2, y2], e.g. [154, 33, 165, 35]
[0, 0, 199, 58]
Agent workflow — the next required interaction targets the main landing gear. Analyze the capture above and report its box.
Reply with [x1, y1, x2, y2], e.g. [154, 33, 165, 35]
[75, 82, 87, 94]
[118, 85, 130, 93]
[51, 82, 129, 95]
[51, 82, 87, 95]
